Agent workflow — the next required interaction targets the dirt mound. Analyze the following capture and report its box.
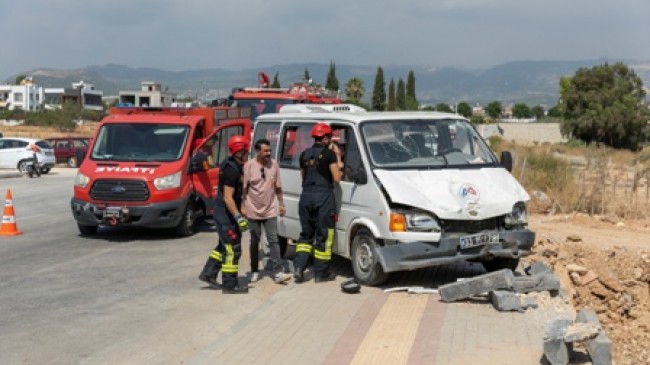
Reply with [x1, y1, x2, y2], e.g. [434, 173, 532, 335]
[526, 214, 650, 365]
[1, 123, 98, 139]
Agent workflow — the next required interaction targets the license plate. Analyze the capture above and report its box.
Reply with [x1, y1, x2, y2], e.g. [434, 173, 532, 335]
[459, 232, 499, 249]
[102, 208, 120, 219]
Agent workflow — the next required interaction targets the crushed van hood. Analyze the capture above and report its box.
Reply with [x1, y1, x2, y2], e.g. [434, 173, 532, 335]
[373, 168, 530, 220]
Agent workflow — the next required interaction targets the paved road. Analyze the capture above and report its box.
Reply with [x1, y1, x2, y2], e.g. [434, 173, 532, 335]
[0, 168, 575, 365]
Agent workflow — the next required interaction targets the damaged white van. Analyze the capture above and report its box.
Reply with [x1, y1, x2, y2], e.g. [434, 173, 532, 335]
[253, 104, 535, 285]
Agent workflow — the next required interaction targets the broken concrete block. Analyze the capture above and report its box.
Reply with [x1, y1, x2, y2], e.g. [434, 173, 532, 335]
[489, 290, 521, 311]
[521, 296, 538, 310]
[575, 307, 602, 329]
[543, 319, 573, 365]
[513, 272, 561, 294]
[587, 332, 612, 365]
[524, 261, 552, 275]
[438, 269, 515, 302]
[563, 322, 600, 342]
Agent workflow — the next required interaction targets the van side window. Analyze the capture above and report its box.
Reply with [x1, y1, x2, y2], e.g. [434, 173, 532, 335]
[280, 124, 313, 169]
[332, 126, 365, 184]
[251, 121, 281, 159]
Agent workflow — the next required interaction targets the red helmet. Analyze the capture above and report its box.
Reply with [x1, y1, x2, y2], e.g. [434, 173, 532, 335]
[311, 122, 332, 138]
[228, 135, 250, 155]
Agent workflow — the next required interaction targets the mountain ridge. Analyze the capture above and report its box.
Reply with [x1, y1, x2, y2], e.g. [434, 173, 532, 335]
[6, 59, 650, 106]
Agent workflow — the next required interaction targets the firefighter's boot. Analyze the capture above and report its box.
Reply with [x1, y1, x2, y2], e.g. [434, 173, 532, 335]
[198, 258, 221, 289]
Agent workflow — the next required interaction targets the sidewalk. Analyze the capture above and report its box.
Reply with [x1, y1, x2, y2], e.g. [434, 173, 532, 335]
[185, 235, 577, 365]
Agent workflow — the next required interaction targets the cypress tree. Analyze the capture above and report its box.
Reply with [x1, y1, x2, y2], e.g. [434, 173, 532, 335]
[396, 78, 406, 110]
[271, 73, 281, 88]
[325, 60, 339, 91]
[371, 66, 386, 111]
[405, 70, 418, 110]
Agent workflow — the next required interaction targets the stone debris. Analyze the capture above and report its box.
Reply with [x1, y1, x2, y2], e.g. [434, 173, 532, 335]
[524, 261, 552, 275]
[513, 272, 561, 294]
[438, 269, 515, 302]
[489, 290, 539, 312]
[543, 312, 612, 365]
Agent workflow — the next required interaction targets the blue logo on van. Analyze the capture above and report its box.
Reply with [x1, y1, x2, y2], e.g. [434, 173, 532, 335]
[112, 186, 127, 194]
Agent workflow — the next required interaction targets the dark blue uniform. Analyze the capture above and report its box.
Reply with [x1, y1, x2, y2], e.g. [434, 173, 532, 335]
[294, 143, 337, 279]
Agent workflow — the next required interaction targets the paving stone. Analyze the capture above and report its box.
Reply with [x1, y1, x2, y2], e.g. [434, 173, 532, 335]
[489, 290, 521, 312]
[438, 269, 515, 302]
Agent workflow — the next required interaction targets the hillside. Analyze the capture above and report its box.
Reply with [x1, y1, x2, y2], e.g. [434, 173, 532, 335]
[5, 59, 650, 106]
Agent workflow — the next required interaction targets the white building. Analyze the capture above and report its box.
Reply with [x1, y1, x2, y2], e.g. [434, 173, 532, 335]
[0, 77, 42, 111]
[119, 81, 176, 107]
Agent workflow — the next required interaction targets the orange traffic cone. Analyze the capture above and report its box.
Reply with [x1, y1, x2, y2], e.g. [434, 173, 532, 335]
[1, 189, 23, 236]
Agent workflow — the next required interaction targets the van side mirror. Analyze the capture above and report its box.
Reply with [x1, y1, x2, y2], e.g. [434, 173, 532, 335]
[500, 151, 513, 172]
[346, 166, 368, 184]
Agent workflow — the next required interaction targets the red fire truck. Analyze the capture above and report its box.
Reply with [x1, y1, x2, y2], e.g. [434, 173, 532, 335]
[225, 72, 341, 123]
[70, 105, 252, 236]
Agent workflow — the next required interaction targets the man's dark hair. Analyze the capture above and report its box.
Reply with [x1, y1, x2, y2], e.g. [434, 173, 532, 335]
[254, 138, 271, 151]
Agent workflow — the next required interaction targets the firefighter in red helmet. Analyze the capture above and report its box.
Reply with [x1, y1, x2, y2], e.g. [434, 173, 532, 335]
[293, 122, 341, 283]
[198, 135, 251, 294]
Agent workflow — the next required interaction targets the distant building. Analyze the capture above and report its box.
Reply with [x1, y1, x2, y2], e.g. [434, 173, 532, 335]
[471, 103, 485, 117]
[119, 81, 176, 107]
[0, 77, 42, 111]
[61, 81, 103, 111]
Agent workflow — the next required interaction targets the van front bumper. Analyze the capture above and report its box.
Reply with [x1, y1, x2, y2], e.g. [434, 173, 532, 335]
[376, 229, 535, 273]
[70, 198, 185, 229]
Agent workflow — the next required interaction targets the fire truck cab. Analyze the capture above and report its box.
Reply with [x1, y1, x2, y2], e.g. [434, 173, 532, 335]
[70, 105, 252, 236]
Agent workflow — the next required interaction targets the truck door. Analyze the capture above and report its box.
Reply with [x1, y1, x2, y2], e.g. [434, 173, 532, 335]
[192, 121, 248, 217]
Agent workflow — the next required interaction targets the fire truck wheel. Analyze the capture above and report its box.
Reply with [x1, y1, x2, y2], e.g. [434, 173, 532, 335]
[175, 201, 196, 237]
[78, 223, 98, 235]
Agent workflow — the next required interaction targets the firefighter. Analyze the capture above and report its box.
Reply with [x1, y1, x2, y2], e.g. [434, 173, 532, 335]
[293, 122, 342, 283]
[198, 135, 251, 294]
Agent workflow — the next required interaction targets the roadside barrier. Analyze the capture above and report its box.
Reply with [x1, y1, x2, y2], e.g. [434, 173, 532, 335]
[0, 189, 23, 236]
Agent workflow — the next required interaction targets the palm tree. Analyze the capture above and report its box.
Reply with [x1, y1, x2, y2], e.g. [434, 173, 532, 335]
[345, 78, 365, 102]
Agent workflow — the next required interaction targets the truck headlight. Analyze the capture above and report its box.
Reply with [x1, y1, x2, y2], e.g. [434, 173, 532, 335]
[154, 171, 181, 190]
[74, 172, 90, 188]
[390, 212, 441, 232]
[505, 202, 528, 228]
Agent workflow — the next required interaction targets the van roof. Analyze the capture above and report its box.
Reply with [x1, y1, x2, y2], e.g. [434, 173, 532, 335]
[256, 104, 466, 124]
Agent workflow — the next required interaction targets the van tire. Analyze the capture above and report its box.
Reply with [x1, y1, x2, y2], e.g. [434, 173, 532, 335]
[351, 228, 388, 286]
[481, 258, 519, 272]
[175, 201, 196, 237]
[78, 223, 98, 235]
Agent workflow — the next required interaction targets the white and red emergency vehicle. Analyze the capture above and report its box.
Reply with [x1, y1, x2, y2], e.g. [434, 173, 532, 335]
[70, 105, 252, 236]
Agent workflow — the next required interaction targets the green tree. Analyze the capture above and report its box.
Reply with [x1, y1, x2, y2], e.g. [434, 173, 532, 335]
[456, 101, 472, 118]
[303, 68, 311, 83]
[560, 62, 648, 150]
[547, 104, 562, 118]
[531, 105, 545, 119]
[485, 101, 502, 119]
[405, 70, 418, 110]
[345, 77, 365, 102]
[387, 79, 396, 111]
[325, 60, 339, 92]
[435, 103, 453, 113]
[396, 79, 406, 110]
[271, 73, 281, 88]
[371, 67, 386, 111]
[15, 75, 27, 84]
[512, 103, 532, 118]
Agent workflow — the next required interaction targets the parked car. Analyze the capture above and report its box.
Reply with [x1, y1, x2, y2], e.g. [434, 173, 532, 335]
[46, 137, 90, 167]
[0, 137, 56, 174]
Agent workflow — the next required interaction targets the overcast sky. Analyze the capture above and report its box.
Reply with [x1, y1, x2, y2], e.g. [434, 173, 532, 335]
[2, 0, 649, 80]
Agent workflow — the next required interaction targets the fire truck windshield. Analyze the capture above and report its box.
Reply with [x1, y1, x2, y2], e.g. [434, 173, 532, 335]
[91, 124, 189, 162]
[234, 99, 300, 121]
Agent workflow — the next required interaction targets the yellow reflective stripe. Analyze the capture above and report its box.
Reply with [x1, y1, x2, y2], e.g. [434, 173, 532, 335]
[314, 229, 334, 261]
[209, 250, 222, 261]
[296, 243, 312, 253]
[222, 263, 238, 273]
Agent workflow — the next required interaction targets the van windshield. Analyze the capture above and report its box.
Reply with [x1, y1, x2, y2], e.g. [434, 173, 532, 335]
[360, 119, 497, 169]
[91, 123, 189, 162]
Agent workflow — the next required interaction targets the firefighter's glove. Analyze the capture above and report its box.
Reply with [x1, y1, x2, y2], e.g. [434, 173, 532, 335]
[234, 213, 249, 232]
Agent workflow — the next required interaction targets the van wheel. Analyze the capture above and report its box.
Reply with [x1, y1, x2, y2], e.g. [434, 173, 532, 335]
[67, 156, 78, 168]
[352, 228, 388, 286]
[175, 201, 196, 237]
[482, 258, 520, 272]
[78, 223, 98, 235]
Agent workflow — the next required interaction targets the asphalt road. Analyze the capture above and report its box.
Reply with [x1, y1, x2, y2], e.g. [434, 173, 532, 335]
[0, 168, 571, 365]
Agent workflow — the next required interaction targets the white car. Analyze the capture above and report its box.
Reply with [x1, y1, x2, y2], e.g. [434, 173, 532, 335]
[0, 137, 56, 174]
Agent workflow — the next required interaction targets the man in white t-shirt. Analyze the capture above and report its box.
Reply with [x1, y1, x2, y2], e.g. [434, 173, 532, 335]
[242, 138, 291, 284]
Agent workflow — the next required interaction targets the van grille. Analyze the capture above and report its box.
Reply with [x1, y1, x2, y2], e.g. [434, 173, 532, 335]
[442, 218, 501, 234]
[90, 179, 149, 202]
